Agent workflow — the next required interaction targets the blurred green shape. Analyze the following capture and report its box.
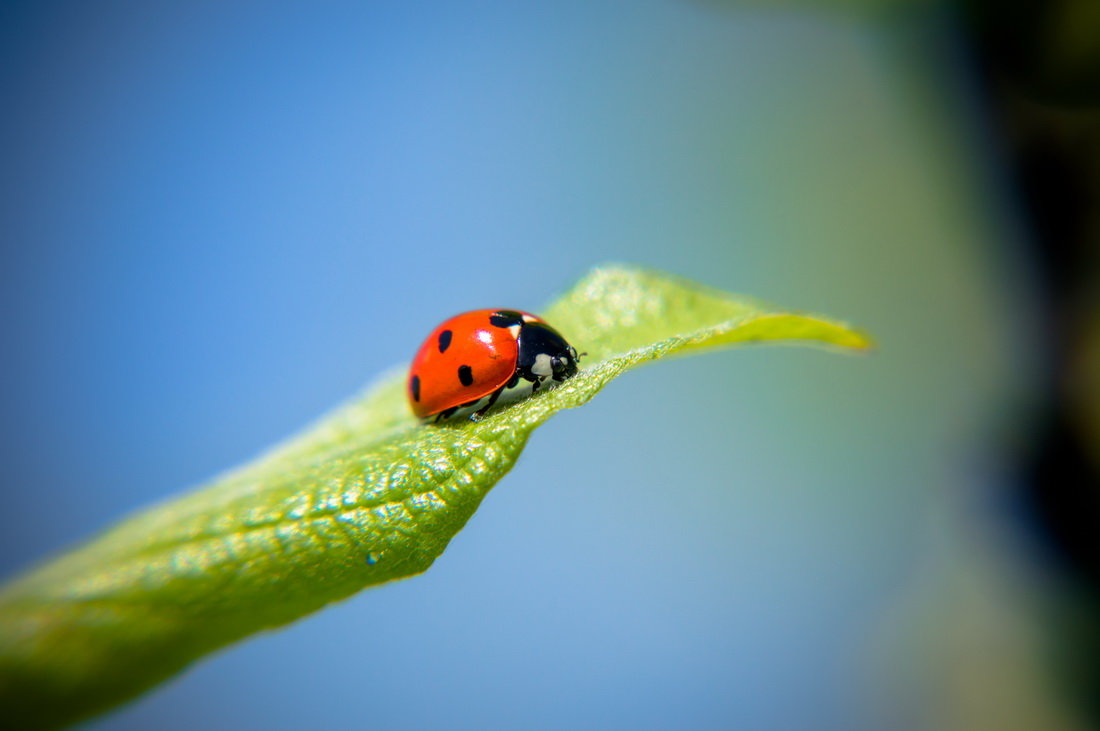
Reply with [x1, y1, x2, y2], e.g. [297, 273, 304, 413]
[0, 264, 868, 728]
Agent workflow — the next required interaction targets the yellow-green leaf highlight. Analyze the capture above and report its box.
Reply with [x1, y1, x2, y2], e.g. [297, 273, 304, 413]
[0, 265, 870, 727]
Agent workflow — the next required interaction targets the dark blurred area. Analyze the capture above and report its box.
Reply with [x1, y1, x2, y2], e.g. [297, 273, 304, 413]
[963, 0, 1100, 720]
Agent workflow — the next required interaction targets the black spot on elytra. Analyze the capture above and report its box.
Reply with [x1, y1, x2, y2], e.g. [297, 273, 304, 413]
[410, 375, 421, 402]
[489, 310, 524, 328]
[458, 364, 474, 386]
[438, 329, 453, 353]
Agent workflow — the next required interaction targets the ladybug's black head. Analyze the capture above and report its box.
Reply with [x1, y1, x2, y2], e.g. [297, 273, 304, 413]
[550, 345, 580, 380]
[516, 321, 580, 384]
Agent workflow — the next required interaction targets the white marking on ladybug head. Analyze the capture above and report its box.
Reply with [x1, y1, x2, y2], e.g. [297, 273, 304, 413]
[531, 353, 554, 378]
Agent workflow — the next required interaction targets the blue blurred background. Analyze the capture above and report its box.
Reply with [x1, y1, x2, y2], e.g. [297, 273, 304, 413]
[1, 1, 1088, 729]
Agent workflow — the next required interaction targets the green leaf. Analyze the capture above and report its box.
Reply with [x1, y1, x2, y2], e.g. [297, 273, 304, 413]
[0, 265, 870, 727]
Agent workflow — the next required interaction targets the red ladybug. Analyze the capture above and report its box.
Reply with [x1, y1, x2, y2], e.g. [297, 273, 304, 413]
[407, 309, 580, 422]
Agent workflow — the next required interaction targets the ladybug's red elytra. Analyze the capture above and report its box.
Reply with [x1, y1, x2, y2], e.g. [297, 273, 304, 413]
[407, 309, 580, 422]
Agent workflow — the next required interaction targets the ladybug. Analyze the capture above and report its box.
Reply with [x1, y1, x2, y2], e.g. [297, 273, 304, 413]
[407, 309, 580, 422]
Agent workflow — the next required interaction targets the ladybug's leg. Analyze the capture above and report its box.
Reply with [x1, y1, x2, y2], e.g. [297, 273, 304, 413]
[513, 364, 540, 392]
[434, 406, 459, 424]
[471, 385, 506, 421]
